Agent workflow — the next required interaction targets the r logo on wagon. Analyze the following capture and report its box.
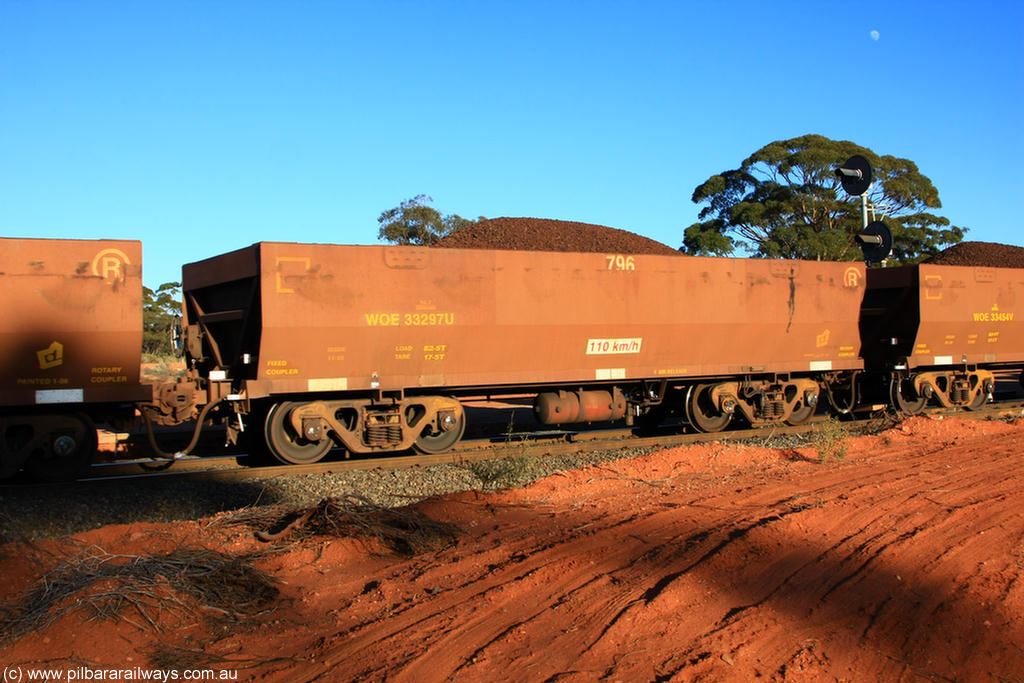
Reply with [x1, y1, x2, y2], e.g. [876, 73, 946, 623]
[586, 338, 642, 355]
[91, 248, 131, 284]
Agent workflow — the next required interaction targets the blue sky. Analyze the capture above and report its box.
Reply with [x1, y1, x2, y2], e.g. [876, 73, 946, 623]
[2, 0, 1022, 289]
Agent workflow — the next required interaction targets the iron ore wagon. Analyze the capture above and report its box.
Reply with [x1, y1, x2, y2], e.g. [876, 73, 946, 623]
[858, 262, 1024, 412]
[0, 237, 151, 480]
[178, 242, 868, 464]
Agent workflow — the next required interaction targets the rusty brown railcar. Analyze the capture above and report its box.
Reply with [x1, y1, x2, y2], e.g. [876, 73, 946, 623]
[0, 237, 151, 480]
[181, 243, 868, 464]
[859, 263, 1024, 412]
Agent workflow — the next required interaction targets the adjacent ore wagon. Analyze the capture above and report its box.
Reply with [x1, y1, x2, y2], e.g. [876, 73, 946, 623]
[0, 237, 151, 480]
[180, 242, 868, 464]
[858, 262, 1024, 412]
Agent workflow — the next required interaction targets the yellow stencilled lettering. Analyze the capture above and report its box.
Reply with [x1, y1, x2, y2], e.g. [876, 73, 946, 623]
[90, 366, 126, 383]
[403, 312, 455, 326]
[266, 359, 299, 375]
[366, 312, 455, 326]
[91, 375, 128, 384]
[394, 344, 413, 360]
[973, 311, 1014, 322]
[266, 368, 300, 376]
[17, 377, 70, 386]
[423, 344, 447, 361]
[605, 254, 637, 271]
[366, 312, 401, 326]
[327, 346, 346, 361]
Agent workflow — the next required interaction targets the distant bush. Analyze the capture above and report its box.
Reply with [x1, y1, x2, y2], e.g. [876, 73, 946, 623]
[143, 282, 181, 356]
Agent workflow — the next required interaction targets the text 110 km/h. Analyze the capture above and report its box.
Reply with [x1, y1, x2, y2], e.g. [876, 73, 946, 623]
[586, 338, 643, 355]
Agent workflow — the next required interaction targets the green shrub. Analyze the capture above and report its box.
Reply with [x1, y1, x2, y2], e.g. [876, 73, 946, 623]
[815, 417, 849, 462]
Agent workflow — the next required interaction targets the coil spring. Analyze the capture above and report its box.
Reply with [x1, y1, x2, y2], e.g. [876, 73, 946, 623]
[761, 399, 785, 418]
[366, 424, 403, 446]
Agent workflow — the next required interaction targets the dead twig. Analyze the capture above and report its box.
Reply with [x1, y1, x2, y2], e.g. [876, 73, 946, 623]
[0, 546, 278, 646]
[219, 494, 463, 555]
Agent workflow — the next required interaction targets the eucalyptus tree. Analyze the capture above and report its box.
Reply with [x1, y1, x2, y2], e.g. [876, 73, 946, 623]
[377, 195, 477, 246]
[683, 134, 964, 262]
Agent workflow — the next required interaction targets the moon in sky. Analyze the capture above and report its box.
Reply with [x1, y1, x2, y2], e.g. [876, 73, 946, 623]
[870, 30, 880, 41]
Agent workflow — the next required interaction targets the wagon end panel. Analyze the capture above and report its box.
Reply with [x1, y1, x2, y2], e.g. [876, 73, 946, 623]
[0, 237, 151, 407]
[181, 243, 263, 382]
[861, 266, 921, 369]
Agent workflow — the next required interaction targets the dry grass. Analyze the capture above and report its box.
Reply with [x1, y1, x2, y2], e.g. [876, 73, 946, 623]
[212, 494, 462, 554]
[815, 417, 851, 462]
[0, 546, 278, 646]
[461, 452, 540, 490]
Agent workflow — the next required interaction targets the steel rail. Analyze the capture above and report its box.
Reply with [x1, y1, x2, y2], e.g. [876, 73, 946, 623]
[68, 399, 1024, 485]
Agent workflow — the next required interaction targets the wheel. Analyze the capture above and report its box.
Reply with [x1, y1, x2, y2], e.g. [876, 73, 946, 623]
[412, 406, 466, 455]
[890, 377, 926, 415]
[785, 397, 816, 426]
[685, 384, 732, 433]
[25, 413, 97, 482]
[264, 402, 333, 465]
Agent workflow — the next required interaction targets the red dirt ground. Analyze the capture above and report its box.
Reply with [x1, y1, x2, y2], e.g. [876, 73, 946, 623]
[2, 416, 1023, 683]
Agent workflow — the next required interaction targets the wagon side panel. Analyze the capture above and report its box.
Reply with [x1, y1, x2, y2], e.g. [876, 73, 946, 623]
[913, 264, 1024, 368]
[240, 245, 864, 397]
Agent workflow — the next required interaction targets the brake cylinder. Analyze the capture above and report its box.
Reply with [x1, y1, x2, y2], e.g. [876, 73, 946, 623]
[534, 388, 627, 425]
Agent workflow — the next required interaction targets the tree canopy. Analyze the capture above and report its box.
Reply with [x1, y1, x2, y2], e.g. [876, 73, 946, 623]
[377, 195, 477, 246]
[142, 282, 181, 357]
[683, 134, 965, 262]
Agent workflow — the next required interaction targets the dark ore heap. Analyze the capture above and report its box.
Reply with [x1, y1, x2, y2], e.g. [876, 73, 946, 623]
[923, 241, 1024, 268]
[433, 217, 681, 256]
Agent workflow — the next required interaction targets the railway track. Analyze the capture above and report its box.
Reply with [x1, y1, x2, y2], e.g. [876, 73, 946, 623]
[71, 398, 1024, 485]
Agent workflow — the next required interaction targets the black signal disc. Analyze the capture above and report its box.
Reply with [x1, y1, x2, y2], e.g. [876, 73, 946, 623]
[860, 220, 892, 262]
[836, 155, 873, 195]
